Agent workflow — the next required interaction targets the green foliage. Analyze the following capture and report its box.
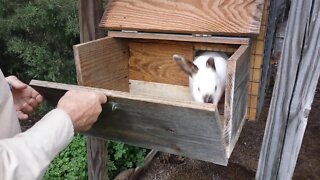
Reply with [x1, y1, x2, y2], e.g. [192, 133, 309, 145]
[108, 141, 147, 178]
[0, 0, 79, 83]
[43, 134, 87, 180]
[43, 135, 147, 179]
[1, 1, 147, 179]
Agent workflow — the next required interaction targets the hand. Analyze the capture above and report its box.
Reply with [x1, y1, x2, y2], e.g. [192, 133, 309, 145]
[57, 90, 107, 132]
[5, 76, 43, 120]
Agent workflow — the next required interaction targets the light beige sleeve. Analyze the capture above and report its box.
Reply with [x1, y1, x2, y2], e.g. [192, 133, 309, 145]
[0, 109, 74, 180]
[0, 70, 21, 139]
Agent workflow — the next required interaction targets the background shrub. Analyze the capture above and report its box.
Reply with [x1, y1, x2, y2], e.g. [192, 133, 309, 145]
[0, 0, 79, 83]
[0, 0, 147, 179]
[43, 135, 147, 179]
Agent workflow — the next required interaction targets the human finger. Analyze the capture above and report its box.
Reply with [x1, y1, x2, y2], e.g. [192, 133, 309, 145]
[34, 94, 44, 104]
[30, 88, 41, 98]
[28, 98, 39, 107]
[17, 111, 28, 120]
[97, 93, 107, 104]
[20, 103, 34, 113]
[6, 76, 27, 90]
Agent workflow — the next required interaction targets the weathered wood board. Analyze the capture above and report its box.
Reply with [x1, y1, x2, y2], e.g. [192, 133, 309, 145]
[30, 80, 228, 165]
[100, 0, 265, 35]
[73, 37, 129, 91]
[224, 45, 250, 157]
[77, 0, 108, 179]
[108, 31, 250, 45]
[256, 0, 284, 120]
[76, 0, 108, 180]
[256, 0, 320, 179]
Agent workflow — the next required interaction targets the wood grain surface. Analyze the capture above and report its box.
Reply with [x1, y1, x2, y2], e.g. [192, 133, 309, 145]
[74, 37, 129, 91]
[224, 44, 249, 157]
[108, 31, 250, 45]
[256, 0, 320, 179]
[77, 0, 108, 179]
[128, 41, 193, 86]
[129, 80, 193, 102]
[256, 0, 283, 121]
[30, 80, 228, 165]
[100, 0, 265, 35]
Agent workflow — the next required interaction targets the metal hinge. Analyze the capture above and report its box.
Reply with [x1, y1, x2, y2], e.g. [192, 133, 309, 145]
[121, 30, 138, 33]
[192, 34, 213, 37]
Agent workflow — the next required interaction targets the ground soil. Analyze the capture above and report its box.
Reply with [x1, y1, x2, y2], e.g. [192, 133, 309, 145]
[139, 82, 320, 180]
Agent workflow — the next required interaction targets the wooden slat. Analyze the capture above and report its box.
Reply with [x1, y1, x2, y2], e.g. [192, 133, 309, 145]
[256, 0, 286, 121]
[129, 80, 192, 102]
[78, 0, 103, 44]
[74, 37, 129, 91]
[30, 80, 228, 165]
[256, 0, 320, 179]
[100, 0, 265, 36]
[224, 45, 250, 157]
[194, 44, 239, 53]
[128, 41, 193, 86]
[247, 0, 269, 121]
[130, 80, 226, 115]
[108, 31, 250, 45]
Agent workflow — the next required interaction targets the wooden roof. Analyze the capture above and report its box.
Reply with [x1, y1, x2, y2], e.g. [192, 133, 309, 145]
[100, 0, 265, 36]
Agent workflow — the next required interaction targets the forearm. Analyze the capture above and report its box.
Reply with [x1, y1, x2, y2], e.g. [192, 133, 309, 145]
[0, 109, 74, 180]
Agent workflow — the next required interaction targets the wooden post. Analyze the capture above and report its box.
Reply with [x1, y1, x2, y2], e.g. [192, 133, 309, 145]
[256, 0, 288, 118]
[256, 0, 320, 179]
[78, 0, 108, 179]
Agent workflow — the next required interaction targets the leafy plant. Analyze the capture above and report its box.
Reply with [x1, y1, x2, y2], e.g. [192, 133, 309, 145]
[43, 134, 88, 180]
[1, 1, 148, 179]
[44, 135, 147, 179]
[0, 0, 79, 83]
[108, 141, 147, 178]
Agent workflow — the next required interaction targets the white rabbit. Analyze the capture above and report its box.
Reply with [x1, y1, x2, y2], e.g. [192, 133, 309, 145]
[173, 52, 227, 105]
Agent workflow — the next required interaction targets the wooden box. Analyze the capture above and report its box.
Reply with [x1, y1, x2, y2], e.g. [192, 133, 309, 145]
[31, 0, 267, 165]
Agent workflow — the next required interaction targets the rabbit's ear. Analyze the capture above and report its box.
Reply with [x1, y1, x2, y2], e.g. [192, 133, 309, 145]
[173, 55, 198, 76]
[206, 57, 216, 70]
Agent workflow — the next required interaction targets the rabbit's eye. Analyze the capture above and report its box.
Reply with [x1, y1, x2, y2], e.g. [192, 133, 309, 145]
[198, 87, 200, 92]
[215, 86, 217, 91]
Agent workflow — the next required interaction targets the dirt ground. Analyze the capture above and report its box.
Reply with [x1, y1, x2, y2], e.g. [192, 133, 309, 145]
[139, 82, 320, 180]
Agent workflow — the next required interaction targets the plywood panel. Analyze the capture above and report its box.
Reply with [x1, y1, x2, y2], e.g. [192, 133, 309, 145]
[30, 80, 228, 165]
[128, 41, 193, 86]
[74, 37, 129, 91]
[100, 0, 265, 35]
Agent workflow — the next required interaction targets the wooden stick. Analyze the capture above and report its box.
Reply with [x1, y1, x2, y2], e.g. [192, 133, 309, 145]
[256, 0, 320, 179]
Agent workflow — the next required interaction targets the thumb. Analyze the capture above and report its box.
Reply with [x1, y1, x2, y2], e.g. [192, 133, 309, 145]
[17, 111, 28, 120]
[6, 76, 27, 90]
[97, 94, 107, 104]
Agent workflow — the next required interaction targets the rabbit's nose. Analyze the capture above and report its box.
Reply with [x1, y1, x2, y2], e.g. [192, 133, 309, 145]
[203, 94, 213, 103]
